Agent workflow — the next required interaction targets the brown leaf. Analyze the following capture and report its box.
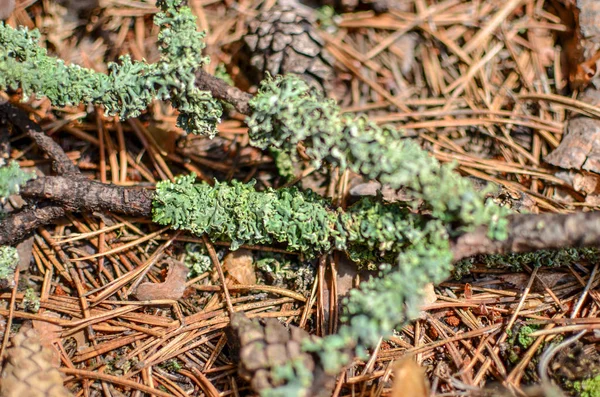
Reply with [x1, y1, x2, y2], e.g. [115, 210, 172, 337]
[223, 249, 256, 285]
[134, 258, 188, 301]
[390, 357, 429, 397]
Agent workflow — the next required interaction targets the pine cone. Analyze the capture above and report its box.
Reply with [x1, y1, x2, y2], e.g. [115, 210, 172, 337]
[238, 6, 335, 94]
[0, 328, 71, 397]
[228, 313, 335, 396]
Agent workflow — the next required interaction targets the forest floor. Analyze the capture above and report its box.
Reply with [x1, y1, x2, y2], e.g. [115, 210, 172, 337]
[2, 0, 600, 396]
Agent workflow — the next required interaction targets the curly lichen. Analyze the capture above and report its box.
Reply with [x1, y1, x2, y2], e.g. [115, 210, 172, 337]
[0, 161, 35, 199]
[453, 248, 600, 279]
[152, 174, 441, 269]
[153, 174, 458, 390]
[0, 0, 222, 136]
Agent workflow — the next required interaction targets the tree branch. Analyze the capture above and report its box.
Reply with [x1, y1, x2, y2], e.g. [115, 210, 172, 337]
[452, 212, 600, 262]
[20, 176, 153, 217]
[195, 69, 252, 115]
[0, 203, 66, 246]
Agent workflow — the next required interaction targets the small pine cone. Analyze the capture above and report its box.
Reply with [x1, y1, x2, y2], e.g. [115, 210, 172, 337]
[228, 313, 335, 396]
[0, 328, 71, 397]
[238, 6, 335, 94]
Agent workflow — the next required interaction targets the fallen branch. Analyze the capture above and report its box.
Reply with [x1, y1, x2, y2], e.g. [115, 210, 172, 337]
[20, 176, 153, 217]
[0, 204, 66, 246]
[4, 175, 600, 264]
[452, 212, 600, 262]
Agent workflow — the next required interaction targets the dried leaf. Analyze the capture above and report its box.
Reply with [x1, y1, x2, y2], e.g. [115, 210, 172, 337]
[134, 259, 188, 301]
[223, 249, 256, 285]
[390, 357, 429, 397]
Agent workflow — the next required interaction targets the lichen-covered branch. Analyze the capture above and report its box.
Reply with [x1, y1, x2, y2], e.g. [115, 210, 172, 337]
[0, 0, 222, 136]
[153, 174, 437, 266]
[247, 75, 510, 240]
[195, 68, 253, 115]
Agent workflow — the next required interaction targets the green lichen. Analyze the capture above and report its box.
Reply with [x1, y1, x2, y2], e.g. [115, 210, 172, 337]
[153, 174, 441, 269]
[453, 248, 600, 279]
[0, 0, 221, 136]
[0, 245, 18, 283]
[183, 243, 212, 277]
[153, 174, 458, 389]
[270, 148, 296, 182]
[0, 161, 35, 199]
[482, 248, 600, 270]
[22, 287, 40, 312]
[255, 253, 314, 294]
[247, 75, 509, 239]
[261, 358, 314, 397]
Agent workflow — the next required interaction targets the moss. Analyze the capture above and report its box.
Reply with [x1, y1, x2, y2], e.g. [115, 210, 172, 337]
[572, 375, 600, 397]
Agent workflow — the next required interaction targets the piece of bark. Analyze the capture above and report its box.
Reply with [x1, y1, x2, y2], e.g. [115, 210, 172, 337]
[545, 117, 600, 172]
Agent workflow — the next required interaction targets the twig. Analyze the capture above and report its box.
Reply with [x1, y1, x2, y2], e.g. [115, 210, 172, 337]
[202, 235, 234, 314]
[21, 176, 154, 217]
[0, 101, 79, 175]
[195, 69, 252, 115]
